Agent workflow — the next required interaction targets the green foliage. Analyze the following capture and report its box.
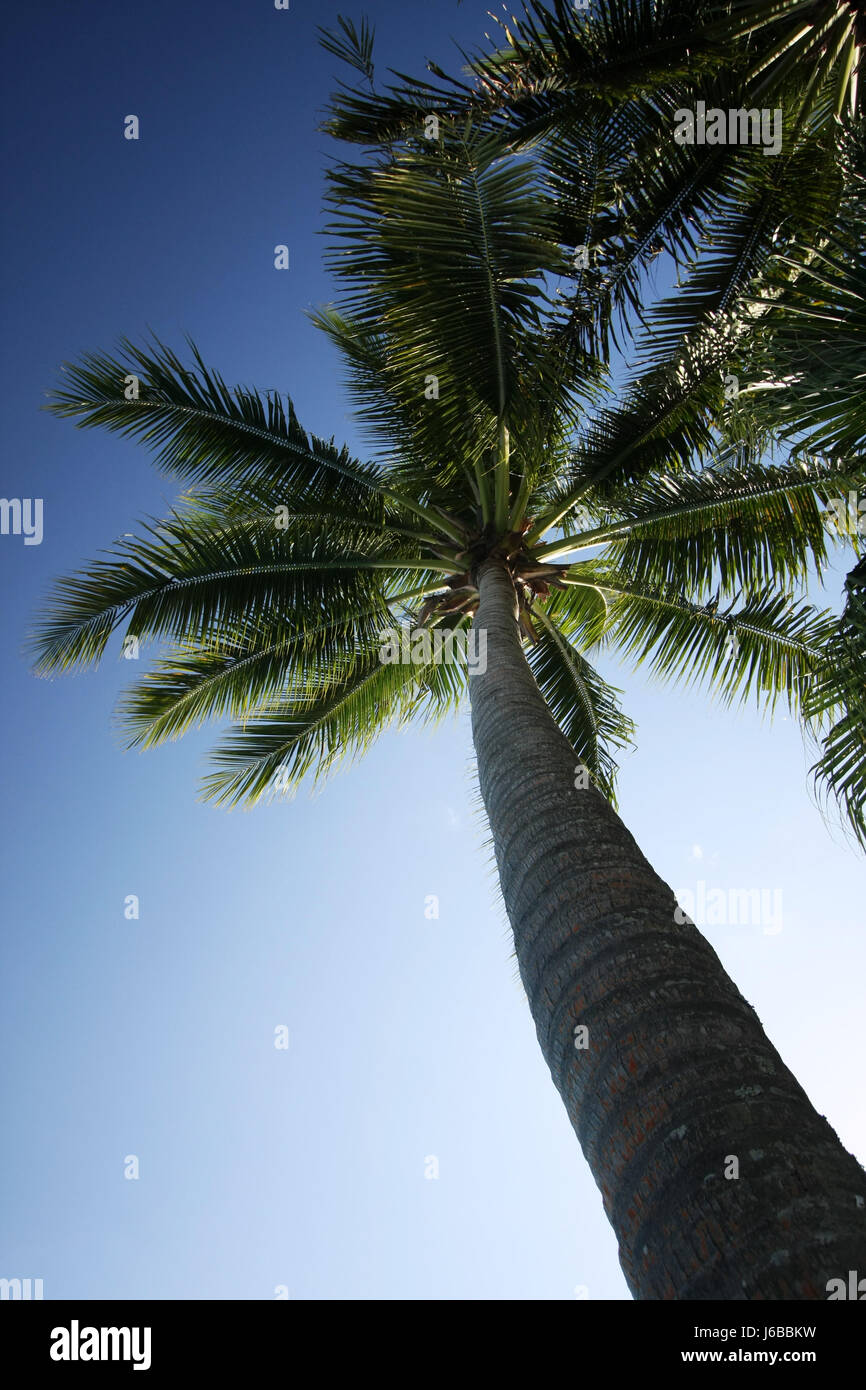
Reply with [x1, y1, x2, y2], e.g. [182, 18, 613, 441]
[804, 558, 866, 847]
[31, 1, 866, 839]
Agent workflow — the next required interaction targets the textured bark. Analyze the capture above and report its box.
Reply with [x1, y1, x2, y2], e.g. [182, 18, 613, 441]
[469, 557, 866, 1300]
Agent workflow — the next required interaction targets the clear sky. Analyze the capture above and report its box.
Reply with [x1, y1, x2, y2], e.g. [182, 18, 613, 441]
[1, 0, 863, 1301]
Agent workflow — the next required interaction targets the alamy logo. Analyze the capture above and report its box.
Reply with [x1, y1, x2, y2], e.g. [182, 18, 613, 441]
[50, 1320, 152, 1371]
[675, 881, 783, 935]
[0, 497, 43, 545]
[826, 1270, 866, 1299]
[824, 491, 866, 536]
[0, 1277, 43, 1299]
[673, 102, 782, 156]
[378, 626, 487, 675]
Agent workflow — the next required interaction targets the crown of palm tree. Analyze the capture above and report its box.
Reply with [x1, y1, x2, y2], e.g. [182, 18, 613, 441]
[316, 1, 866, 837]
[31, 106, 862, 836]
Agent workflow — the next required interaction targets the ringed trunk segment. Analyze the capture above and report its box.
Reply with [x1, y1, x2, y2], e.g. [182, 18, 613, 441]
[469, 557, 866, 1300]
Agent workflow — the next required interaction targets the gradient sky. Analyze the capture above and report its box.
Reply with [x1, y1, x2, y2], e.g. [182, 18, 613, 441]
[1, 0, 863, 1301]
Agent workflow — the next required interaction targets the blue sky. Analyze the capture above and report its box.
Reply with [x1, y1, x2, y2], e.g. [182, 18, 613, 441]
[1, 0, 863, 1301]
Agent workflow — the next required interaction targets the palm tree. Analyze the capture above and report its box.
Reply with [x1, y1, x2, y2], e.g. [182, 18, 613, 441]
[32, 15, 866, 1298]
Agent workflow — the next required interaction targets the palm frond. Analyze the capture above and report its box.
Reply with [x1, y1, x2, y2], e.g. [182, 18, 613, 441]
[581, 568, 836, 713]
[321, 127, 580, 519]
[528, 320, 738, 535]
[733, 243, 866, 461]
[804, 556, 866, 846]
[47, 336, 382, 502]
[200, 639, 465, 807]
[317, 14, 375, 85]
[541, 456, 860, 593]
[30, 512, 450, 675]
[529, 604, 634, 800]
[117, 585, 443, 748]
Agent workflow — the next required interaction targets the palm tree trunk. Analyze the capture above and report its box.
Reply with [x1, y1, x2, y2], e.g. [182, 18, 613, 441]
[469, 556, 866, 1300]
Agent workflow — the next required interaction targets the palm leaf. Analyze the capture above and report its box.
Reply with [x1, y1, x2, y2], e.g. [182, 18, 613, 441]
[541, 456, 861, 593]
[30, 512, 451, 674]
[200, 640, 465, 806]
[585, 569, 836, 713]
[528, 604, 634, 799]
[46, 336, 465, 545]
[804, 556, 866, 846]
[117, 585, 443, 748]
